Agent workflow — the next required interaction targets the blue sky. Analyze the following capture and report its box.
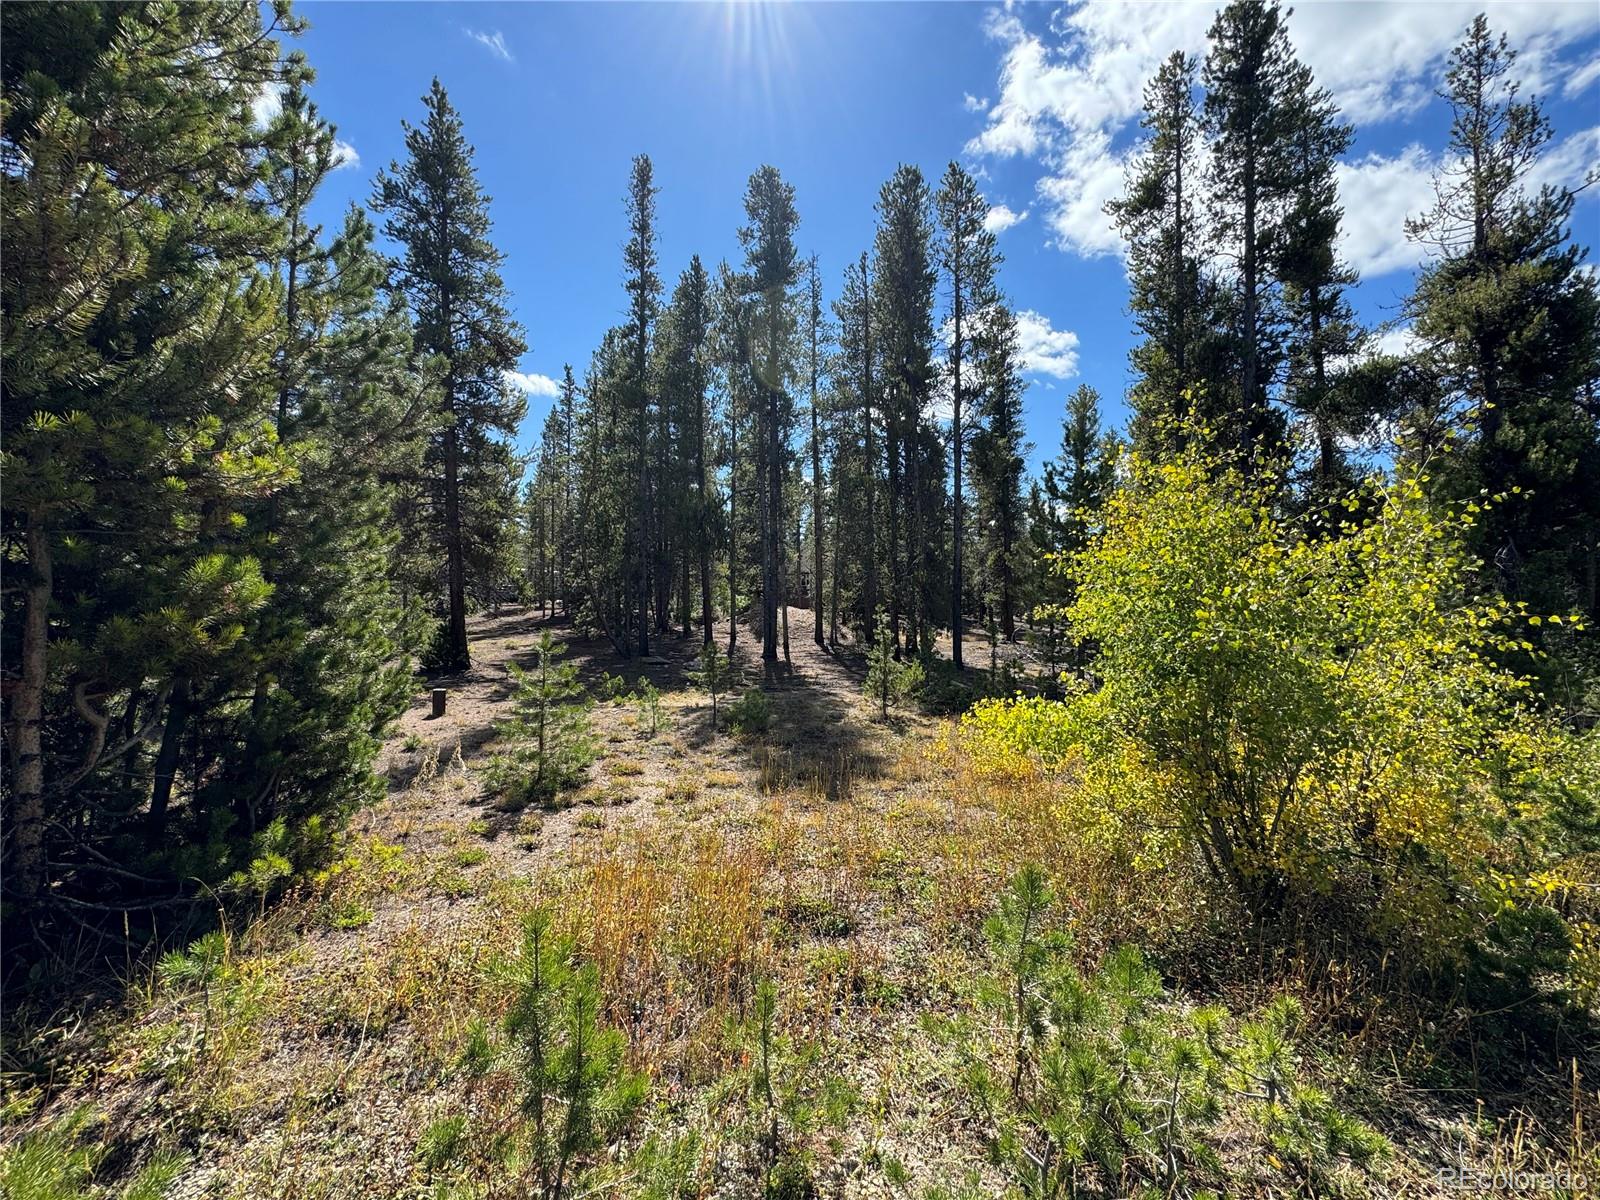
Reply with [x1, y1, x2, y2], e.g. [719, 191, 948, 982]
[283, 1, 1600, 474]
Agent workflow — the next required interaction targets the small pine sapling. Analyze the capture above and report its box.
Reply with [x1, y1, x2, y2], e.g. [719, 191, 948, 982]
[724, 976, 856, 1198]
[505, 908, 648, 1200]
[863, 619, 924, 719]
[688, 640, 731, 730]
[634, 679, 665, 738]
[488, 631, 596, 807]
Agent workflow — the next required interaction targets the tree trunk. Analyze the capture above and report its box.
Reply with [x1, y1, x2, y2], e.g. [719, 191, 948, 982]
[444, 417, 470, 667]
[728, 381, 740, 652]
[862, 257, 878, 645]
[697, 377, 714, 643]
[950, 239, 965, 669]
[8, 516, 53, 897]
[811, 292, 825, 646]
[149, 678, 193, 835]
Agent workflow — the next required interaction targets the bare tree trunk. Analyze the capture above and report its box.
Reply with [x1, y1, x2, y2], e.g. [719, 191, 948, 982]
[149, 679, 193, 835]
[8, 517, 53, 897]
[862, 255, 878, 645]
[728, 382, 740, 652]
[950, 234, 965, 669]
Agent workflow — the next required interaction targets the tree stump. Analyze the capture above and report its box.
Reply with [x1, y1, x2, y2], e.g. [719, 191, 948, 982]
[431, 688, 447, 718]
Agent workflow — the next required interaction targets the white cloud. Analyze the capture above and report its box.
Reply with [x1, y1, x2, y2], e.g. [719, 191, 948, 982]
[1015, 309, 1080, 379]
[966, 1, 1600, 264]
[1335, 126, 1600, 279]
[1565, 53, 1600, 97]
[983, 203, 1029, 234]
[1334, 145, 1437, 277]
[505, 370, 560, 398]
[964, 92, 989, 113]
[252, 83, 284, 128]
[251, 83, 359, 169]
[465, 28, 514, 63]
[1369, 325, 1421, 359]
[1531, 124, 1600, 193]
[1035, 130, 1128, 259]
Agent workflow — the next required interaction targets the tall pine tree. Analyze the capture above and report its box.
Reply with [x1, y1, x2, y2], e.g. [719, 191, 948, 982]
[372, 80, 526, 669]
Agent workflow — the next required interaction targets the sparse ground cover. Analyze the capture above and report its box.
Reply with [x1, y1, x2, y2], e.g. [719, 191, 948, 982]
[3, 606, 1595, 1199]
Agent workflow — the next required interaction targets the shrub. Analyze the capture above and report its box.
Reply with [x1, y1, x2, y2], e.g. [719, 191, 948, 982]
[726, 687, 772, 735]
[486, 632, 596, 807]
[963, 442, 1598, 995]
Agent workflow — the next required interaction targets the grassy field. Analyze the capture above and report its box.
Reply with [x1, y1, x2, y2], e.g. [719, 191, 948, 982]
[3, 607, 1594, 1199]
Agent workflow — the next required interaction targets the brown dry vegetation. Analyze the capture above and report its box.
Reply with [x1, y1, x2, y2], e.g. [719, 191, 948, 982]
[3, 607, 1594, 1199]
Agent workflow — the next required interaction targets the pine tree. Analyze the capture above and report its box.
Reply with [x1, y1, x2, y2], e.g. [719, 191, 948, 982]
[1108, 51, 1222, 453]
[970, 302, 1029, 640]
[805, 257, 828, 646]
[234, 125, 434, 848]
[1404, 14, 1600, 617]
[1278, 62, 1364, 496]
[657, 257, 715, 641]
[504, 908, 647, 1200]
[1202, 0, 1299, 465]
[3, 1, 295, 901]
[1033, 386, 1117, 674]
[873, 166, 938, 657]
[832, 253, 881, 644]
[622, 155, 661, 656]
[372, 80, 526, 670]
[738, 166, 801, 663]
[936, 161, 1000, 669]
[488, 632, 596, 807]
[865, 619, 923, 719]
[689, 639, 732, 731]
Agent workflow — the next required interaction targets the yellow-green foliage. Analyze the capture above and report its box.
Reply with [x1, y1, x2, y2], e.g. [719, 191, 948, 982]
[964, 442, 1597, 994]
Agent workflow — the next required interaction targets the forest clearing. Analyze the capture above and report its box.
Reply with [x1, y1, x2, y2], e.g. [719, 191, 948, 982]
[5, 606, 1593, 1198]
[4, 1, 1599, 1197]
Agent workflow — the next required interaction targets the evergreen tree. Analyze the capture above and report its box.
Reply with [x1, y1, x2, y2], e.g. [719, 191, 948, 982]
[622, 155, 661, 656]
[1032, 386, 1117, 674]
[1108, 51, 1218, 452]
[689, 639, 732, 731]
[487, 632, 596, 807]
[236, 95, 435, 848]
[504, 908, 647, 1200]
[1404, 14, 1600, 617]
[1201, 0, 1299, 465]
[657, 257, 715, 641]
[2, 2, 428, 925]
[865, 619, 923, 719]
[805, 257, 828, 646]
[738, 166, 801, 663]
[3, 1, 294, 902]
[873, 166, 938, 657]
[970, 302, 1029, 640]
[372, 79, 526, 669]
[1278, 62, 1364, 495]
[832, 252, 881, 644]
[935, 161, 1000, 668]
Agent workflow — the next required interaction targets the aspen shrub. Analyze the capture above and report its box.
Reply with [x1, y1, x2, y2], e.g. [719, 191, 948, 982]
[964, 442, 1599, 1001]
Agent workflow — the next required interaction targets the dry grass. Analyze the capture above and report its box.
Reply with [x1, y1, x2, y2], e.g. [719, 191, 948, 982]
[4, 608, 1593, 1200]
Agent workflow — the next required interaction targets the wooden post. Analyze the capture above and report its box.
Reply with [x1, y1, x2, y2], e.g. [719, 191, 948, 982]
[431, 688, 447, 719]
